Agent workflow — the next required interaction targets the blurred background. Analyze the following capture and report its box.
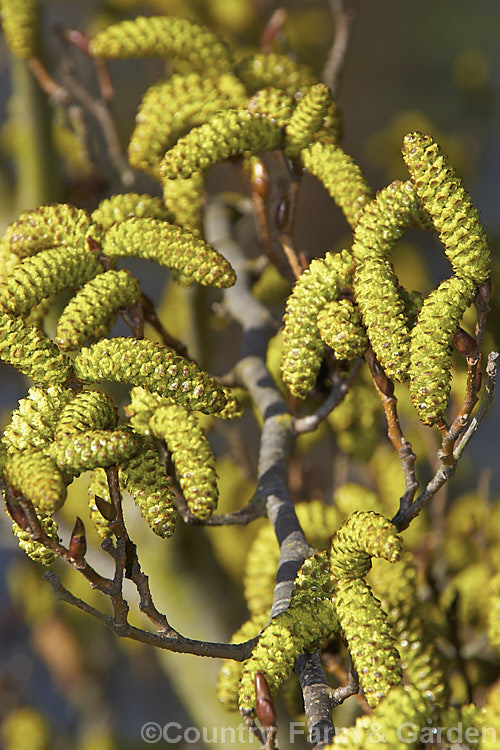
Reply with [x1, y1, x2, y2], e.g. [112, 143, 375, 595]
[0, 1, 498, 748]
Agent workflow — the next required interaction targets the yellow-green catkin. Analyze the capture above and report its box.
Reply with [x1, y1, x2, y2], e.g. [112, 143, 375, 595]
[300, 142, 373, 229]
[401, 131, 490, 286]
[89, 15, 233, 76]
[1, 204, 99, 258]
[238, 551, 338, 716]
[235, 52, 317, 97]
[369, 554, 448, 708]
[0, 310, 72, 384]
[317, 298, 369, 360]
[55, 269, 141, 351]
[119, 440, 177, 538]
[128, 73, 247, 179]
[246, 86, 294, 128]
[351, 180, 428, 382]
[281, 249, 353, 399]
[325, 685, 436, 749]
[54, 390, 118, 437]
[487, 575, 500, 656]
[159, 110, 283, 180]
[330, 511, 402, 579]
[149, 404, 219, 520]
[284, 83, 333, 159]
[2, 385, 72, 454]
[1, 706, 50, 749]
[162, 172, 204, 234]
[91, 192, 173, 229]
[408, 275, 476, 425]
[47, 428, 141, 477]
[11, 513, 59, 567]
[334, 577, 402, 707]
[3, 449, 66, 513]
[101, 217, 235, 288]
[73, 337, 241, 418]
[0, 246, 102, 318]
[0, 0, 38, 59]
[217, 612, 269, 712]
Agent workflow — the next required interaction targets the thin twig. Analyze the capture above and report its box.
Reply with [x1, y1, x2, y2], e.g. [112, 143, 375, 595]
[292, 360, 362, 434]
[322, 0, 359, 95]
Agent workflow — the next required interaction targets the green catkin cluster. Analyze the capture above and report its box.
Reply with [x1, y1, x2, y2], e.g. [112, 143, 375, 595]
[88, 467, 113, 540]
[330, 512, 403, 708]
[281, 249, 353, 399]
[216, 613, 269, 712]
[401, 132, 490, 285]
[11, 514, 59, 567]
[119, 441, 177, 538]
[101, 217, 236, 288]
[325, 685, 435, 749]
[3, 450, 66, 513]
[2, 386, 72, 453]
[47, 428, 141, 478]
[300, 142, 373, 229]
[91, 192, 173, 229]
[284, 83, 334, 160]
[238, 551, 338, 715]
[317, 298, 369, 360]
[55, 269, 141, 351]
[0, 309, 72, 384]
[162, 173, 205, 234]
[54, 391, 118, 437]
[400, 132, 491, 424]
[235, 52, 317, 97]
[0, 0, 38, 59]
[128, 73, 247, 179]
[246, 86, 295, 128]
[1, 204, 99, 258]
[408, 275, 476, 424]
[351, 180, 429, 382]
[149, 405, 218, 520]
[159, 110, 283, 180]
[0, 246, 102, 318]
[89, 16, 233, 76]
[369, 555, 448, 708]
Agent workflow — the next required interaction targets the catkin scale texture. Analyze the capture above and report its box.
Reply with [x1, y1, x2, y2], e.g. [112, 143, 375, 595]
[129, 73, 247, 179]
[149, 405, 219, 520]
[89, 16, 233, 76]
[55, 269, 141, 351]
[408, 275, 476, 424]
[2, 385, 72, 453]
[47, 428, 141, 477]
[91, 192, 173, 229]
[119, 442, 177, 538]
[12, 514, 59, 567]
[101, 217, 235, 288]
[329, 511, 402, 580]
[4, 450, 66, 513]
[1, 204, 98, 258]
[300, 142, 373, 229]
[0, 246, 102, 318]
[401, 132, 490, 286]
[73, 338, 241, 418]
[281, 249, 353, 399]
[0, 310, 72, 384]
[285, 83, 334, 159]
[0, 0, 38, 59]
[159, 110, 283, 180]
[317, 298, 368, 360]
[235, 53, 317, 97]
[54, 391, 118, 437]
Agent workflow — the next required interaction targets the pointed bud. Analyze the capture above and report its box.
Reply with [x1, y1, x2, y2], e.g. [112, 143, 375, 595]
[276, 195, 289, 231]
[453, 327, 478, 358]
[65, 29, 90, 55]
[69, 516, 87, 559]
[367, 350, 394, 396]
[249, 157, 269, 201]
[95, 494, 116, 521]
[475, 278, 492, 314]
[4, 496, 29, 530]
[255, 672, 277, 728]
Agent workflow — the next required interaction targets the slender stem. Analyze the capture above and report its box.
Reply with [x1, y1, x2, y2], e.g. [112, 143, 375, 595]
[293, 360, 362, 435]
[322, 0, 359, 95]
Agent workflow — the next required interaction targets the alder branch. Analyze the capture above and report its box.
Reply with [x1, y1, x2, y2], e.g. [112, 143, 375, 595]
[205, 198, 313, 618]
[296, 652, 335, 749]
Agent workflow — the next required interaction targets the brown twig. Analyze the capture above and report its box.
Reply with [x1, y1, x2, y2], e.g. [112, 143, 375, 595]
[296, 652, 336, 749]
[322, 0, 359, 95]
[292, 360, 362, 434]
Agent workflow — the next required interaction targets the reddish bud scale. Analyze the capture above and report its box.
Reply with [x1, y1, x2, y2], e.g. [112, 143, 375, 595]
[255, 672, 277, 728]
[69, 516, 87, 559]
